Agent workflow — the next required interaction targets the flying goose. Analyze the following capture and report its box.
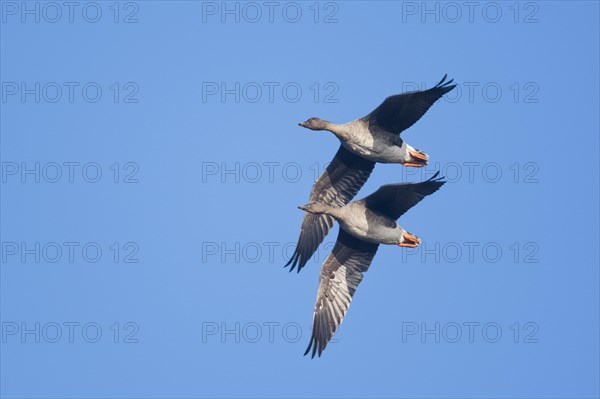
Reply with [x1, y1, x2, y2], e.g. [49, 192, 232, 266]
[286, 75, 455, 272]
[298, 172, 446, 358]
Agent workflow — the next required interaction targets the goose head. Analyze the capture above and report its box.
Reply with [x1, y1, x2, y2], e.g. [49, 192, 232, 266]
[298, 117, 328, 131]
[298, 202, 335, 216]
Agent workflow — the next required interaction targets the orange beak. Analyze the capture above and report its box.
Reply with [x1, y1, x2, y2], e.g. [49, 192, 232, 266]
[398, 231, 421, 248]
[402, 148, 429, 167]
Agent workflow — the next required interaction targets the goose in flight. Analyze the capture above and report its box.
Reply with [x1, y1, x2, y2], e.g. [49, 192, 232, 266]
[286, 75, 455, 272]
[299, 172, 446, 358]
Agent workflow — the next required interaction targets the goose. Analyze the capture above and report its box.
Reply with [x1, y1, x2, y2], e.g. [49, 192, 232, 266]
[286, 75, 455, 272]
[298, 172, 446, 358]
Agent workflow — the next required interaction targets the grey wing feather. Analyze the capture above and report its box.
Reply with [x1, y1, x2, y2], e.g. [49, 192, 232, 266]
[360, 172, 445, 221]
[304, 229, 379, 358]
[286, 146, 375, 272]
[363, 74, 455, 135]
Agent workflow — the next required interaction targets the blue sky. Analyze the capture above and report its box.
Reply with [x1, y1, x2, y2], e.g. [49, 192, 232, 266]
[1, 1, 599, 398]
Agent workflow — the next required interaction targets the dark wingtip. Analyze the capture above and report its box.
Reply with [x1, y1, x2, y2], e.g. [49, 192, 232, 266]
[442, 84, 456, 94]
[436, 74, 448, 87]
[284, 249, 308, 273]
[427, 171, 446, 187]
[284, 253, 297, 272]
[435, 74, 456, 91]
[304, 338, 318, 358]
[303, 343, 311, 357]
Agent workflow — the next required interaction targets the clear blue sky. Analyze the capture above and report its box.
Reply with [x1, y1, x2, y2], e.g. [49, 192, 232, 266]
[1, 1, 599, 398]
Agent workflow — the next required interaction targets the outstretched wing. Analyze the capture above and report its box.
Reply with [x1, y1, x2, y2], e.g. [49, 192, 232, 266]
[363, 74, 455, 134]
[304, 229, 379, 358]
[359, 172, 445, 221]
[286, 146, 375, 272]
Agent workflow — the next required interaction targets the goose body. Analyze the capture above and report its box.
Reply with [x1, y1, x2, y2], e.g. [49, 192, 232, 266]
[332, 202, 403, 245]
[286, 75, 455, 272]
[298, 173, 446, 358]
[335, 120, 413, 164]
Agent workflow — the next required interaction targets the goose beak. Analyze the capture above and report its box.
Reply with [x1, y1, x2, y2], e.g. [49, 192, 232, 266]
[398, 231, 421, 248]
[403, 148, 429, 167]
[298, 122, 307, 128]
[298, 204, 309, 212]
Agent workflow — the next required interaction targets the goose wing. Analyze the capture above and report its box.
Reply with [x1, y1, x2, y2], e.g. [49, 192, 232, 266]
[304, 228, 379, 358]
[359, 172, 445, 221]
[362, 74, 455, 134]
[286, 146, 375, 272]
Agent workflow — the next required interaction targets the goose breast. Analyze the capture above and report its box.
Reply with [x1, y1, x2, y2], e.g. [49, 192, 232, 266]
[338, 203, 402, 245]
